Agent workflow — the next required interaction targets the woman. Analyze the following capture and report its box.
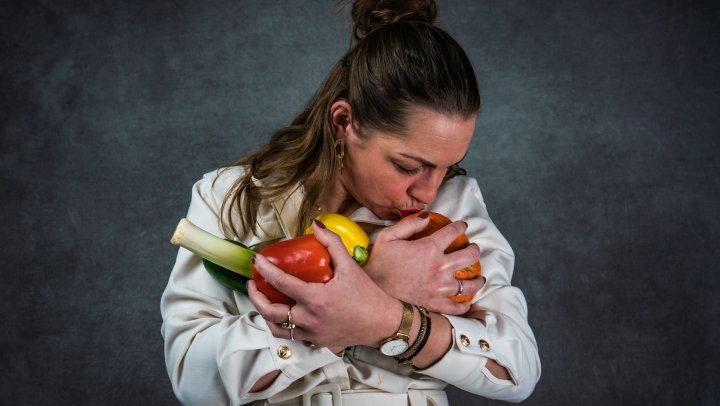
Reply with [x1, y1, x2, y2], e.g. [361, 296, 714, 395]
[161, 1, 540, 404]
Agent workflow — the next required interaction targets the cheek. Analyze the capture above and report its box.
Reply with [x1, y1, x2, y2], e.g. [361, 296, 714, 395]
[353, 171, 402, 201]
[373, 174, 410, 201]
[386, 179, 409, 198]
[345, 154, 409, 204]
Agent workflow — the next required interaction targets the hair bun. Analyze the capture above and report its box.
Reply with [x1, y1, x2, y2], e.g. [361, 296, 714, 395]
[350, 0, 437, 40]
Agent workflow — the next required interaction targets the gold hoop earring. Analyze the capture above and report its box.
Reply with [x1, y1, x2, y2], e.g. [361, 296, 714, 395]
[334, 138, 345, 173]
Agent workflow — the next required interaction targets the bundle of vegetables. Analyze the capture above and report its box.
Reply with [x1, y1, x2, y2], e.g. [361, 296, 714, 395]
[170, 211, 479, 305]
[401, 211, 482, 303]
[169, 214, 369, 306]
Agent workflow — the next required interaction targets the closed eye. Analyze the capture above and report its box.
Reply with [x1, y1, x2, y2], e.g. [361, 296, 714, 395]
[394, 163, 421, 176]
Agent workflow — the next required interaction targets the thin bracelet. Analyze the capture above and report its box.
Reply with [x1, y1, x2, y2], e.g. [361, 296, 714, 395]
[397, 307, 432, 365]
[398, 314, 432, 365]
[397, 307, 427, 359]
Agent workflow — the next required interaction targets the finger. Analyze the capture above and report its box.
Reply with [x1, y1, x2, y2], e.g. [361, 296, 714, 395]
[377, 212, 430, 242]
[310, 220, 358, 272]
[266, 320, 297, 341]
[441, 242, 481, 274]
[448, 277, 484, 300]
[251, 253, 308, 304]
[428, 297, 472, 316]
[247, 279, 292, 325]
[249, 280, 302, 340]
[247, 279, 270, 310]
[426, 220, 469, 252]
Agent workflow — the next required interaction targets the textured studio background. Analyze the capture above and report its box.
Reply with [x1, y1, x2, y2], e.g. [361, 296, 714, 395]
[2, 1, 719, 405]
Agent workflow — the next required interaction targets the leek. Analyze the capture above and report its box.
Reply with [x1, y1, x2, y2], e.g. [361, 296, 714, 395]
[170, 218, 254, 279]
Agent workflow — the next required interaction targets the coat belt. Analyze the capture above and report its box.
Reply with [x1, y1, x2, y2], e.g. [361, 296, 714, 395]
[258, 384, 448, 406]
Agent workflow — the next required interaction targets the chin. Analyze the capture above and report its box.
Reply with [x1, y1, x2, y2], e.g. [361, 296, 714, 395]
[372, 207, 401, 221]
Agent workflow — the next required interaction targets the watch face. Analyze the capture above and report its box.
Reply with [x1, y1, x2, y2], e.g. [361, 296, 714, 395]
[380, 339, 409, 356]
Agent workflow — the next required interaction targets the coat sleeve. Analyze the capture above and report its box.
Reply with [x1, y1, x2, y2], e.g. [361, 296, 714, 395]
[419, 176, 541, 402]
[160, 170, 340, 405]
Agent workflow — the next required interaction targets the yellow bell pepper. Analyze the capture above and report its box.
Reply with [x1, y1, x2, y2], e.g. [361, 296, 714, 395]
[305, 213, 369, 265]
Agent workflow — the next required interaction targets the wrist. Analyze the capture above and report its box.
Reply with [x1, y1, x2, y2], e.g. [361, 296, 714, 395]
[407, 312, 452, 369]
[396, 306, 429, 365]
[369, 299, 400, 348]
[377, 300, 415, 356]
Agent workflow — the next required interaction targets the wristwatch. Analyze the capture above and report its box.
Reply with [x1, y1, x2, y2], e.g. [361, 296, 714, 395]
[379, 301, 414, 356]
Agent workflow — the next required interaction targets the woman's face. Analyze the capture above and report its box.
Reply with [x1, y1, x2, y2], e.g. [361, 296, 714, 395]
[340, 107, 476, 220]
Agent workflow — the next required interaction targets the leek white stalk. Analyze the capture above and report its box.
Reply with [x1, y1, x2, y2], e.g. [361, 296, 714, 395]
[170, 218, 254, 279]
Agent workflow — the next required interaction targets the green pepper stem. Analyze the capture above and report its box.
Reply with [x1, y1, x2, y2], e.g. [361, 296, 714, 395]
[170, 218, 254, 279]
[353, 245, 369, 266]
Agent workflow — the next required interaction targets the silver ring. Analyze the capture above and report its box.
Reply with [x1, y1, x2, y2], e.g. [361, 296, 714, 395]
[290, 328, 295, 341]
[455, 280, 464, 296]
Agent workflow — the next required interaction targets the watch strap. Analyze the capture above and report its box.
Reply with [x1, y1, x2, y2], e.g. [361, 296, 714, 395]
[396, 301, 414, 339]
[397, 306, 431, 365]
[380, 301, 414, 347]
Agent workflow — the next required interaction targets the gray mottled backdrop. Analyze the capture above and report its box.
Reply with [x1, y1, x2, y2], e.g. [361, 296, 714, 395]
[2, 0, 718, 405]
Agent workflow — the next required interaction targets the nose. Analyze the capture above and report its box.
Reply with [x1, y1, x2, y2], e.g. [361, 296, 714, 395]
[408, 170, 445, 205]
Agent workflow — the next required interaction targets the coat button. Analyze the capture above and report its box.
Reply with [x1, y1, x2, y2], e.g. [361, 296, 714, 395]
[460, 335, 470, 347]
[277, 345, 293, 359]
[478, 339, 490, 352]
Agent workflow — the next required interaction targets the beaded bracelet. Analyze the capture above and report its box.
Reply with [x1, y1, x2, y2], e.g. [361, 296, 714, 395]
[397, 306, 432, 365]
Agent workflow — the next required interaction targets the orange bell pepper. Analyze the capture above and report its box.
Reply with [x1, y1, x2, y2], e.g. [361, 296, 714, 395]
[401, 211, 482, 303]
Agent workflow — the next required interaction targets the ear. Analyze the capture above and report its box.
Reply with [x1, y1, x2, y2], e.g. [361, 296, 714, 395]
[329, 100, 353, 140]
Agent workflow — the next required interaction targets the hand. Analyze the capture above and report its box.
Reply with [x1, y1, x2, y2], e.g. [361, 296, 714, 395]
[363, 213, 484, 315]
[247, 220, 401, 351]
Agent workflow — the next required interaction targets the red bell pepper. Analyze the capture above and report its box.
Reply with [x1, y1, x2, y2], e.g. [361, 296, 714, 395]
[252, 235, 333, 306]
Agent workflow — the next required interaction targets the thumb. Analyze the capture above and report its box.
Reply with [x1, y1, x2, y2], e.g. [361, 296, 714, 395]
[378, 211, 430, 243]
[310, 219, 358, 273]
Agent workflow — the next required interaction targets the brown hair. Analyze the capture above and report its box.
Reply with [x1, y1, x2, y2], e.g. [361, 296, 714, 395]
[220, 0, 480, 239]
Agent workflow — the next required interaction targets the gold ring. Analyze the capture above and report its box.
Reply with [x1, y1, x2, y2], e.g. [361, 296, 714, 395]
[281, 307, 295, 330]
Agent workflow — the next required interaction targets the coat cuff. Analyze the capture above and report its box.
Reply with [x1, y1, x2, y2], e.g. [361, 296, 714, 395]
[418, 315, 519, 387]
[266, 334, 343, 380]
[234, 316, 343, 403]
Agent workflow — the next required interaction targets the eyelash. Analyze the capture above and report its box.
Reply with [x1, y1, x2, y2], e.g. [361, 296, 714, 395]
[394, 163, 420, 176]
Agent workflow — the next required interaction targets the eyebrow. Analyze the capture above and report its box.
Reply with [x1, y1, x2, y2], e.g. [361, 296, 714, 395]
[399, 153, 438, 169]
[399, 152, 467, 169]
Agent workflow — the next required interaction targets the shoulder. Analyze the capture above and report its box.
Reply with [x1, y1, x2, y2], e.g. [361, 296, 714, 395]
[440, 174, 479, 189]
[184, 167, 246, 231]
[200, 165, 245, 188]
[192, 166, 245, 202]
[437, 175, 484, 202]
[429, 175, 488, 221]
[191, 166, 303, 241]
